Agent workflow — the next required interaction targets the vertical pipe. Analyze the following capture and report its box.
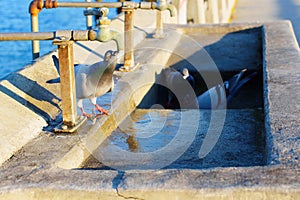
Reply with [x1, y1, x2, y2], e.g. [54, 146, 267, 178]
[154, 10, 163, 38]
[86, 0, 93, 29]
[31, 15, 40, 59]
[57, 41, 78, 127]
[123, 8, 134, 69]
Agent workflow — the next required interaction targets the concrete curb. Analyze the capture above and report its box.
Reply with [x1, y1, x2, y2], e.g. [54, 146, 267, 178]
[56, 29, 182, 169]
[0, 53, 60, 165]
[0, 9, 175, 166]
[0, 20, 299, 199]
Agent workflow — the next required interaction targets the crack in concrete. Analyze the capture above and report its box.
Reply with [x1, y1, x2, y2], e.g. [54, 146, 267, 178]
[116, 188, 145, 200]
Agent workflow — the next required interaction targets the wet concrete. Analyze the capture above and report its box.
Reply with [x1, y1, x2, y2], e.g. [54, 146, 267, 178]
[82, 108, 266, 170]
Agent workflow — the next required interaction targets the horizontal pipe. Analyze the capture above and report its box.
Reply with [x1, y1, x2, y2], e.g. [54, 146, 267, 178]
[55, 1, 175, 16]
[0, 32, 55, 41]
[29, 1, 175, 17]
[0, 30, 94, 41]
[57, 2, 125, 8]
[29, 1, 157, 15]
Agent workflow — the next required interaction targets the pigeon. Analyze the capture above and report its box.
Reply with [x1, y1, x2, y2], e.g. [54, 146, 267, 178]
[182, 68, 195, 89]
[47, 50, 118, 117]
[197, 69, 257, 109]
[164, 68, 195, 108]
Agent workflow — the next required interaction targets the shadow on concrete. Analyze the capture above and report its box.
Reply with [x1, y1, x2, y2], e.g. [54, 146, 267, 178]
[76, 26, 267, 170]
[170, 28, 263, 109]
[0, 73, 61, 123]
[75, 42, 104, 59]
[276, 0, 300, 45]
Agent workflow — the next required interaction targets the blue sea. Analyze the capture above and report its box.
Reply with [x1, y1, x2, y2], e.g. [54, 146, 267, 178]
[0, 0, 118, 79]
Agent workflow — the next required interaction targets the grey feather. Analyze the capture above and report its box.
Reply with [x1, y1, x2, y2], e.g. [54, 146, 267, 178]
[197, 69, 257, 109]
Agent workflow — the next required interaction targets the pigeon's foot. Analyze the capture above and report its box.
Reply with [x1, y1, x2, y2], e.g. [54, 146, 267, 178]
[95, 104, 109, 115]
[82, 112, 94, 118]
[80, 108, 94, 118]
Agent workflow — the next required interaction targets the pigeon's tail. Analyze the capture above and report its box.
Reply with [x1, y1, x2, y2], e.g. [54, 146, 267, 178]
[226, 69, 257, 102]
[226, 69, 246, 93]
[52, 55, 60, 75]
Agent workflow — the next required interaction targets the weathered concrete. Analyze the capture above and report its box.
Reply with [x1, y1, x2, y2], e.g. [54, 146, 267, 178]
[0, 9, 173, 167]
[0, 53, 60, 165]
[0, 17, 299, 200]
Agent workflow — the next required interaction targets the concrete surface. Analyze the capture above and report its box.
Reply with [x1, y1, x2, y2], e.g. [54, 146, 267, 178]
[0, 20, 299, 199]
[83, 109, 265, 169]
[0, 53, 60, 165]
[0, 9, 172, 167]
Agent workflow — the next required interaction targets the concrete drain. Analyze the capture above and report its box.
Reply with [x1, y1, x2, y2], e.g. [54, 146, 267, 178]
[81, 69, 266, 170]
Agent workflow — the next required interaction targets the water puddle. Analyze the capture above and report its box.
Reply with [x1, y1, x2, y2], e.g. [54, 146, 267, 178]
[82, 108, 266, 170]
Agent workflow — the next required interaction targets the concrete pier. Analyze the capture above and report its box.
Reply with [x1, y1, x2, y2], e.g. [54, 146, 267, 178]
[0, 6, 299, 200]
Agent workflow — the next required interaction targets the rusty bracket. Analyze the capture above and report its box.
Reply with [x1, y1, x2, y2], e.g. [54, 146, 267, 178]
[121, 7, 135, 71]
[53, 32, 86, 133]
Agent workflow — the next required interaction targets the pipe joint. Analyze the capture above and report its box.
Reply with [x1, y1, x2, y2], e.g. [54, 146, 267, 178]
[44, 0, 58, 9]
[29, 0, 43, 16]
[156, 0, 177, 17]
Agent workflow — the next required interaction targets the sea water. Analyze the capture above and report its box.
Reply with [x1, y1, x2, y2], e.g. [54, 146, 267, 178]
[0, 0, 118, 79]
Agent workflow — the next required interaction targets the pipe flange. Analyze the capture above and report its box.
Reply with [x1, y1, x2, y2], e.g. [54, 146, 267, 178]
[45, 0, 58, 9]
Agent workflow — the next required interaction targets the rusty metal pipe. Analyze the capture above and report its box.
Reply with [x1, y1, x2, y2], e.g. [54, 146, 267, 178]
[0, 32, 55, 41]
[156, 0, 177, 17]
[30, 1, 175, 11]
[57, 1, 141, 8]
[27, 0, 176, 60]
[31, 15, 40, 59]
[123, 7, 134, 69]
[0, 30, 95, 41]
[29, 0, 43, 59]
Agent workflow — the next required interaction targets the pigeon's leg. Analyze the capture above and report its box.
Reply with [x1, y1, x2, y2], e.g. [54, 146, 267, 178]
[77, 99, 93, 118]
[90, 97, 109, 115]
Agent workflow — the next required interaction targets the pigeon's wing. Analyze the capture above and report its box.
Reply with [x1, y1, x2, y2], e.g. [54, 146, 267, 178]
[227, 71, 257, 102]
[75, 64, 97, 99]
[227, 69, 247, 93]
[197, 84, 226, 109]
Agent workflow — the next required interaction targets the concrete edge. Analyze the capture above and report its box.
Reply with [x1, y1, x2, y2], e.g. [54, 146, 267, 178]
[56, 30, 183, 169]
[0, 9, 170, 167]
[0, 51, 60, 166]
[0, 187, 299, 200]
[262, 20, 300, 165]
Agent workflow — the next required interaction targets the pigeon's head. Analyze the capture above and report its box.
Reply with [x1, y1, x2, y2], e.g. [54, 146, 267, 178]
[181, 68, 189, 77]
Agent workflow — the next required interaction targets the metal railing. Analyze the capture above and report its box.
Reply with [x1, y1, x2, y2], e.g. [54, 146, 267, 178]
[0, 0, 237, 132]
[0, 0, 177, 132]
[29, 0, 176, 61]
